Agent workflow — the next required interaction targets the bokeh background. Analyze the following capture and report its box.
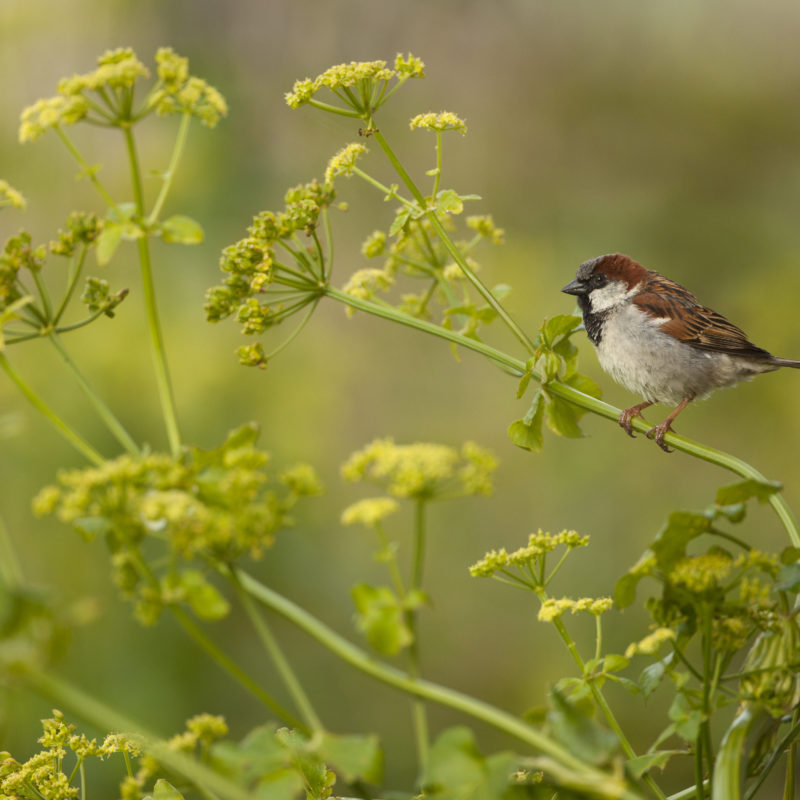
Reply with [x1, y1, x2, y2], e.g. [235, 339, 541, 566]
[3, 0, 800, 795]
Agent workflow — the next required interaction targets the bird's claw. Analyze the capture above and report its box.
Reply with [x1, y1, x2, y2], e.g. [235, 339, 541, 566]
[618, 407, 644, 438]
[646, 423, 674, 453]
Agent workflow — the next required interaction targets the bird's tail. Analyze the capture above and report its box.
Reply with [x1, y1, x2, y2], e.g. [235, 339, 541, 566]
[772, 357, 800, 369]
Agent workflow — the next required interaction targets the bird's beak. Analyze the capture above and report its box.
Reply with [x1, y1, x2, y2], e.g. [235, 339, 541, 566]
[561, 278, 587, 296]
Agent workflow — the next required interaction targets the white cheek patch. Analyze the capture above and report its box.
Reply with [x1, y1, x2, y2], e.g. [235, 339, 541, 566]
[588, 280, 639, 313]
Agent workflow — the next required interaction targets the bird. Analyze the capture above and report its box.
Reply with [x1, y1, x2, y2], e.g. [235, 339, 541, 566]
[561, 253, 800, 452]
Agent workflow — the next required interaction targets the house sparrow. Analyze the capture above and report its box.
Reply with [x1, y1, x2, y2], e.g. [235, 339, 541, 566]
[562, 253, 800, 452]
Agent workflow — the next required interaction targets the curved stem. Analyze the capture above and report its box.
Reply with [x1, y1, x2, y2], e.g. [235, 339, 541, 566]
[230, 568, 325, 737]
[322, 287, 800, 546]
[370, 128, 537, 355]
[48, 332, 141, 457]
[147, 112, 192, 226]
[0, 351, 104, 466]
[230, 567, 641, 799]
[123, 125, 182, 457]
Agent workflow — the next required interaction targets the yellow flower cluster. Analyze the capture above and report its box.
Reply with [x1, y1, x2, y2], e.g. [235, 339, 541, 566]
[625, 627, 676, 658]
[538, 596, 613, 622]
[325, 143, 368, 184]
[469, 529, 588, 577]
[342, 437, 496, 500]
[341, 497, 400, 528]
[285, 54, 424, 111]
[409, 111, 467, 135]
[0, 180, 26, 209]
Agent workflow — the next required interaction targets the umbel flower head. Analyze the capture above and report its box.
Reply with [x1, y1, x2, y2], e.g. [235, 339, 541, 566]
[19, 47, 226, 143]
[342, 437, 497, 501]
[285, 53, 425, 117]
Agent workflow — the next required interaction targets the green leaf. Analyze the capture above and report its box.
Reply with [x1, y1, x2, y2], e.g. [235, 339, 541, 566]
[149, 780, 186, 800]
[389, 208, 411, 236]
[651, 512, 712, 571]
[508, 393, 544, 452]
[181, 570, 231, 620]
[614, 568, 648, 610]
[434, 189, 464, 215]
[776, 563, 800, 592]
[547, 689, 619, 766]
[515, 371, 532, 399]
[639, 655, 670, 698]
[422, 727, 518, 800]
[626, 750, 681, 779]
[543, 393, 584, 439]
[317, 732, 383, 784]
[601, 653, 629, 674]
[96, 223, 122, 266]
[161, 214, 205, 245]
[715, 479, 782, 507]
[540, 351, 561, 382]
[781, 546, 800, 565]
[668, 693, 702, 742]
[351, 583, 412, 655]
[563, 372, 602, 400]
[542, 314, 582, 347]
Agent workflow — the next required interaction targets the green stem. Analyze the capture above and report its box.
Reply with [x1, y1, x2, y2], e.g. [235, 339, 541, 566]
[230, 568, 325, 736]
[123, 125, 182, 457]
[232, 568, 641, 799]
[408, 498, 430, 776]
[370, 128, 537, 355]
[24, 669, 256, 800]
[0, 351, 104, 466]
[0, 514, 23, 589]
[170, 604, 307, 733]
[48, 333, 141, 457]
[55, 129, 120, 212]
[52, 244, 88, 327]
[147, 112, 192, 226]
[322, 286, 800, 546]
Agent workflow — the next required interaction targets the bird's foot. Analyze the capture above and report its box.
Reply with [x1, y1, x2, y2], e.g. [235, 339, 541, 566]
[618, 402, 653, 438]
[646, 421, 674, 453]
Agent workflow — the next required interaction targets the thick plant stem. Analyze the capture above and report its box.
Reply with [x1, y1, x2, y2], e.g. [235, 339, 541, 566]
[231, 568, 325, 737]
[48, 333, 141, 457]
[24, 669, 255, 800]
[322, 287, 800, 546]
[231, 567, 641, 799]
[0, 352, 104, 466]
[123, 126, 182, 456]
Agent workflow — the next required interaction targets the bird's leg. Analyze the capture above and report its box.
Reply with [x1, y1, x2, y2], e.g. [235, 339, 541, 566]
[618, 401, 654, 437]
[646, 395, 695, 453]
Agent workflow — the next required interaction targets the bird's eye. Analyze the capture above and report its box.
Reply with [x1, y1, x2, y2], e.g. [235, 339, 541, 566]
[590, 273, 607, 289]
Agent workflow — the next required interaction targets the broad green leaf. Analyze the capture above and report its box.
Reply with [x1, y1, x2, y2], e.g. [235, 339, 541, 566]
[563, 372, 602, 400]
[626, 750, 681, 779]
[317, 731, 383, 784]
[181, 570, 231, 620]
[781, 546, 800, 565]
[651, 512, 712, 570]
[543, 393, 584, 439]
[715, 479, 782, 507]
[274, 729, 336, 800]
[602, 653, 629, 674]
[434, 189, 464, 215]
[547, 689, 618, 766]
[639, 656, 669, 698]
[389, 208, 411, 236]
[542, 314, 582, 347]
[776, 563, 800, 592]
[540, 351, 561, 382]
[161, 214, 204, 245]
[351, 583, 412, 655]
[508, 393, 544, 452]
[668, 693, 702, 742]
[515, 371, 532, 399]
[422, 726, 518, 800]
[149, 780, 186, 800]
[96, 223, 122, 266]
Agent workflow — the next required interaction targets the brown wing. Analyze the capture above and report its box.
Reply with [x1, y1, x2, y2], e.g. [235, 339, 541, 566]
[633, 273, 773, 360]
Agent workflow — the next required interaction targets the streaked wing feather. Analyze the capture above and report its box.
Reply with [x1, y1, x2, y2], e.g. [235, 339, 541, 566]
[633, 274, 772, 360]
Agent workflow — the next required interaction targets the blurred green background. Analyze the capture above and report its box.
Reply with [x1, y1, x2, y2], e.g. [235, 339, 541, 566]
[3, 0, 800, 794]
